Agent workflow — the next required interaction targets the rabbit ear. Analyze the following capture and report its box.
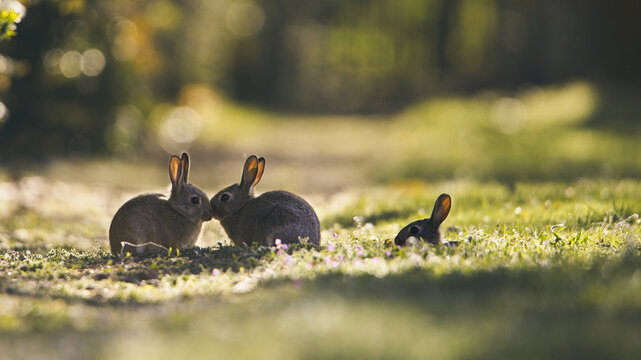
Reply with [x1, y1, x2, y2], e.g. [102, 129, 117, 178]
[180, 152, 189, 184]
[169, 155, 184, 191]
[240, 155, 259, 193]
[253, 157, 265, 187]
[430, 193, 451, 228]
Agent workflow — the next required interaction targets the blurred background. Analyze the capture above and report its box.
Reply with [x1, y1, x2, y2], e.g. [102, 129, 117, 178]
[0, 0, 639, 192]
[2, 3, 641, 358]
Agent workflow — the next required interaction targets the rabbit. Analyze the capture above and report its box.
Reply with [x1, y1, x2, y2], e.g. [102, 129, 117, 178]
[210, 155, 321, 246]
[394, 193, 453, 246]
[109, 153, 213, 256]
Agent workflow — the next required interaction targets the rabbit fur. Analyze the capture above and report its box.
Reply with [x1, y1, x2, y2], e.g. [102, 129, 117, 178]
[394, 193, 451, 246]
[109, 153, 213, 256]
[210, 155, 320, 246]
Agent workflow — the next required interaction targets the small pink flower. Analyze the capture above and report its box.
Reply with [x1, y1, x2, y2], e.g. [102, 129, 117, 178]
[327, 243, 335, 252]
[385, 250, 392, 257]
[338, 254, 344, 261]
[211, 268, 221, 276]
[306, 262, 313, 269]
[333, 232, 338, 238]
[274, 238, 282, 246]
[396, 245, 402, 250]
[281, 243, 289, 251]
[332, 260, 340, 268]
[356, 245, 364, 257]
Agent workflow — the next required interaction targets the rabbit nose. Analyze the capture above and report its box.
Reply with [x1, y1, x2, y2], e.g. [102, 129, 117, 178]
[202, 207, 213, 221]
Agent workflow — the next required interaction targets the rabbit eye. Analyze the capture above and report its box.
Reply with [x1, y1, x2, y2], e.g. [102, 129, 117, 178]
[190, 195, 200, 205]
[220, 193, 230, 202]
[409, 225, 420, 235]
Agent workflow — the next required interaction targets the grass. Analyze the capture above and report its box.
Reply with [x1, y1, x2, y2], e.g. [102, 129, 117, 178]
[2, 80, 641, 359]
[1, 176, 641, 359]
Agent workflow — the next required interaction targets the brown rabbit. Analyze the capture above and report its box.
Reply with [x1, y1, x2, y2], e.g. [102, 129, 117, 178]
[109, 153, 213, 256]
[394, 193, 452, 246]
[210, 155, 320, 246]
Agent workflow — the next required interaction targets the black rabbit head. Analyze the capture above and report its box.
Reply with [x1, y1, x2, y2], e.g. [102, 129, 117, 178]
[394, 194, 451, 246]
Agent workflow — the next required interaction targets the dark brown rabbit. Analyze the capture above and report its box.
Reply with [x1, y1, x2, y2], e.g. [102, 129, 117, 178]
[109, 153, 213, 256]
[395, 193, 452, 246]
[210, 155, 320, 246]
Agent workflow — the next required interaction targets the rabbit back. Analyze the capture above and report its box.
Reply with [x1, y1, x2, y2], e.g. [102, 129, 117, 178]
[109, 194, 204, 255]
[220, 190, 320, 246]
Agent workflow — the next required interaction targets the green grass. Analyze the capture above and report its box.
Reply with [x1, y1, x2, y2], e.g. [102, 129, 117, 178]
[1, 177, 641, 359]
[2, 81, 641, 359]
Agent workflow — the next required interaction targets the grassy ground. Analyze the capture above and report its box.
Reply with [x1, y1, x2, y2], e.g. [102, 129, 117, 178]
[1, 177, 641, 359]
[2, 81, 641, 359]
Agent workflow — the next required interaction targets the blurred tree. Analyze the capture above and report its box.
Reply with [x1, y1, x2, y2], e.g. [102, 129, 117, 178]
[223, 0, 639, 112]
[0, 0, 181, 158]
[0, 0, 638, 158]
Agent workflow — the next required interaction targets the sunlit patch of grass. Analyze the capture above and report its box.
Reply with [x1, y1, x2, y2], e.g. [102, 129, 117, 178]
[1, 178, 641, 359]
[173, 81, 641, 188]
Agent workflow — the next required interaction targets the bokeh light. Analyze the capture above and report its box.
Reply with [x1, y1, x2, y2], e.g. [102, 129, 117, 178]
[178, 84, 222, 123]
[59, 51, 83, 78]
[159, 106, 202, 153]
[0, 101, 8, 123]
[492, 97, 527, 134]
[43, 49, 63, 75]
[144, 0, 181, 31]
[0, 54, 11, 75]
[80, 49, 106, 77]
[225, 0, 265, 37]
[110, 20, 138, 62]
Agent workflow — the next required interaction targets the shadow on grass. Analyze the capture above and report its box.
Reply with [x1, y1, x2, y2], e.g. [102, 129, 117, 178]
[287, 255, 641, 359]
[0, 244, 280, 303]
[77, 245, 279, 284]
[3, 245, 641, 358]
